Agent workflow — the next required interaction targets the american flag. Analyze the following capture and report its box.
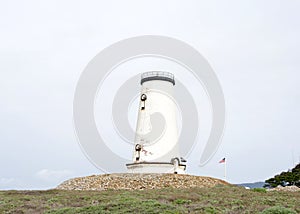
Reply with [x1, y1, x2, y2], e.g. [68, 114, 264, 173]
[219, 158, 226, 163]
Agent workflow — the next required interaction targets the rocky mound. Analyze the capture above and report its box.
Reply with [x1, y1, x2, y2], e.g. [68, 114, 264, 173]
[268, 185, 300, 192]
[56, 173, 229, 191]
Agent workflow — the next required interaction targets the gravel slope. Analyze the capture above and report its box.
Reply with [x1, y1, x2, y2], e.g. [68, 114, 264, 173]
[56, 173, 229, 191]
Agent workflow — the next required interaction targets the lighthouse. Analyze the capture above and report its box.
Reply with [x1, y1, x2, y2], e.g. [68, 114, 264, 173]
[126, 71, 186, 174]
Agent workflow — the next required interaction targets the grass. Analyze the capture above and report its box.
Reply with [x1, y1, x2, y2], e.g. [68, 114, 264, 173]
[252, 188, 267, 193]
[0, 185, 299, 213]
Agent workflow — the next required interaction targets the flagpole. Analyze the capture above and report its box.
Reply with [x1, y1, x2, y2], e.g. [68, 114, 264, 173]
[224, 159, 227, 181]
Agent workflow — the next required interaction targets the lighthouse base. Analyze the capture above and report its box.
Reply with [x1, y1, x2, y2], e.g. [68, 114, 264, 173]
[126, 161, 186, 174]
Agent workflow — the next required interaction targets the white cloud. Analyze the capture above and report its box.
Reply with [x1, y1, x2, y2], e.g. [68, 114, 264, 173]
[0, 177, 26, 190]
[0, 177, 15, 185]
[35, 169, 73, 183]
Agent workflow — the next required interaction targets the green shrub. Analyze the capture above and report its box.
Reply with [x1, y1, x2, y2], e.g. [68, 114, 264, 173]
[204, 207, 217, 214]
[253, 188, 267, 193]
[260, 206, 297, 214]
[173, 199, 191, 205]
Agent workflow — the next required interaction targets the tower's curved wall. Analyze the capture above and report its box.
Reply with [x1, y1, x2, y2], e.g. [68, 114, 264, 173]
[127, 71, 186, 174]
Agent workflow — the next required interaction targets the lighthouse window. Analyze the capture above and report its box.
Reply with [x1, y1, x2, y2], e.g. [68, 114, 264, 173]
[141, 94, 147, 110]
[141, 94, 147, 101]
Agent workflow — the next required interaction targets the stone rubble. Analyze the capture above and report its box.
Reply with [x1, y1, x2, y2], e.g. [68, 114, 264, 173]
[268, 185, 300, 192]
[56, 173, 229, 191]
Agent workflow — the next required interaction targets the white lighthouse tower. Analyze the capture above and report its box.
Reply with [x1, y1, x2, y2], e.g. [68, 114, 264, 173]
[126, 71, 186, 174]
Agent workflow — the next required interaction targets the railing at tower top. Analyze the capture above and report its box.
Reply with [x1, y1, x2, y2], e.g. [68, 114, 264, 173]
[140, 71, 175, 85]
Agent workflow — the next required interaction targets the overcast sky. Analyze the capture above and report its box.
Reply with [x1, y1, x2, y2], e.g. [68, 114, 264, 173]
[1, 0, 300, 189]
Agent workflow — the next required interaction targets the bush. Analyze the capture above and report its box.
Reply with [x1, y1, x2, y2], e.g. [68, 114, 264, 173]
[260, 206, 297, 214]
[252, 188, 267, 193]
[173, 199, 191, 205]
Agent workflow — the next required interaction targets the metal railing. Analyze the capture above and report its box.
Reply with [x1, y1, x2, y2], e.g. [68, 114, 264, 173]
[141, 71, 175, 85]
